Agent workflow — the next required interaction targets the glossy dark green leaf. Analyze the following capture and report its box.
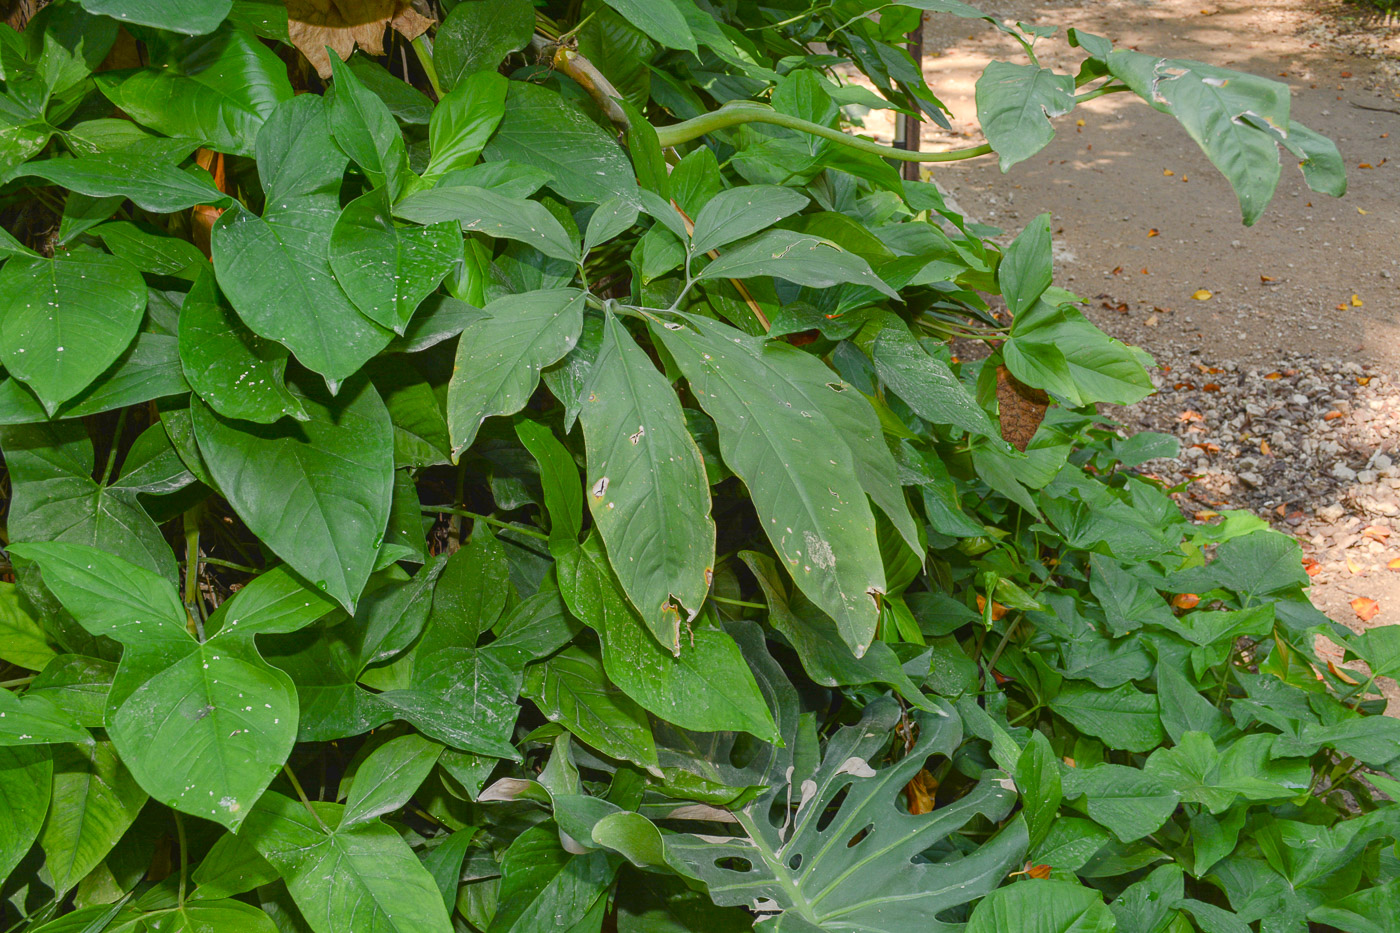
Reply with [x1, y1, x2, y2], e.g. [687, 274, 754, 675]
[76, 0, 232, 34]
[966, 879, 1115, 933]
[94, 222, 206, 277]
[328, 53, 407, 195]
[393, 185, 580, 263]
[1060, 764, 1180, 843]
[419, 525, 509, 657]
[0, 332, 189, 425]
[999, 213, 1052, 317]
[0, 251, 145, 415]
[489, 823, 614, 933]
[386, 647, 520, 760]
[0, 745, 51, 881]
[446, 288, 585, 459]
[516, 420, 583, 553]
[211, 96, 393, 386]
[578, 314, 714, 645]
[434, 0, 535, 91]
[341, 733, 442, 826]
[688, 185, 808, 255]
[0, 581, 55, 671]
[523, 646, 658, 771]
[39, 740, 146, 893]
[329, 188, 460, 334]
[559, 536, 778, 741]
[697, 230, 898, 299]
[599, 0, 695, 51]
[179, 269, 307, 424]
[0, 420, 177, 582]
[653, 315, 885, 656]
[243, 792, 454, 933]
[874, 323, 998, 439]
[191, 376, 393, 612]
[95, 27, 293, 156]
[1050, 682, 1164, 754]
[20, 152, 232, 213]
[483, 81, 639, 206]
[0, 688, 90, 746]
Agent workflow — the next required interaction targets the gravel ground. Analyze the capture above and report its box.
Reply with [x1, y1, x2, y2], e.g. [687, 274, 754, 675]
[1122, 353, 1400, 635]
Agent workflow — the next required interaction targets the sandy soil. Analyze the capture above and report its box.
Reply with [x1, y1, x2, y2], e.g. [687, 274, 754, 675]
[865, 0, 1400, 667]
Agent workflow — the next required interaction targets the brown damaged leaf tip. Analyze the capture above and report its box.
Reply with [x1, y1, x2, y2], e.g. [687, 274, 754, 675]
[287, 0, 433, 79]
[995, 365, 1048, 452]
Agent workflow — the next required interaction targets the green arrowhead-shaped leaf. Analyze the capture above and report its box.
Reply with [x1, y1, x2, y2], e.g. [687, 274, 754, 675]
[688, 185, 808, 255]
[446, 288, 585, 459]
[873, 320, 999, 439]
[242, 792, 454, 933]
[393, 185, 580, 263]
[599, 0, 696, 51]
[490, 823, 615, 933]
[653, 315, 885, 656]
[10, 543, 323, 831]
[578, 314, 714, 645]
[95, 27, 292, 156]
[523, 646, 658, 771]
[483, 81, 640, 206]
[1050, 681, 1164, 754]
[0, 581, 55, 671]
[0, 420, 177, 582]
[39, 740, 146, 893]
[1061, 763, 1180, 842]
[179, 269, 307, 424]
[0, 251, 145, 415]
[330, 188, 460, 334]
[192, 375, 394, 612]
[966, 879, 1115, 933]
[559, 535, 778, 741]
[211, 96, 393, 386]
[696, 229, 898, 300]
[76, 0, 232, 34]
[975, 61, 1076, 171]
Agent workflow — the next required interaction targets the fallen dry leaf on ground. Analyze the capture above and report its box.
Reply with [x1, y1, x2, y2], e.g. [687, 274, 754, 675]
[1192, 289, 1212, 300]
[1352, 597, 1381, 622]
[287, 0, 433, 78]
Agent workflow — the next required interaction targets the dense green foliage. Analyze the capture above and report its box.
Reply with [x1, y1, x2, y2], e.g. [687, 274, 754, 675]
[0, 1, 1391, 931]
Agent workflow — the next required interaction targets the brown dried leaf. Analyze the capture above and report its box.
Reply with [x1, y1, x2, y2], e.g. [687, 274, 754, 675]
[995, 365, 1047, 452]
[904, 769, 938, 815]
[1351, 597, 1380, 622]
[287, 0, 433, 78]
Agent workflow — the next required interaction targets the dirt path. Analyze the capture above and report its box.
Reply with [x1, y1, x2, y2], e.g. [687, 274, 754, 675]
[871, 1, 1400, 644]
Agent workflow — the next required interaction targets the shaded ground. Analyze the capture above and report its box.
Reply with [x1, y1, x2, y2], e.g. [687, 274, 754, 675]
[867, 1, 1400, 644]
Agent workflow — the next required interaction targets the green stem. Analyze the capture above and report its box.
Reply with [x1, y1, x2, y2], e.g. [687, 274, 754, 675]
[201, 556, 260, 574]
[710, 595, 767, 610]
[183, 509, 205, 639]
[283, 764, 331, 833]
[0, 675, 36, 689]
[1074, 84, 1132, 104]
[411, 35, 442, 98]
[421, 506, 550, 541]
[174, 811, 188, 906]
[99, 408, 129, 486]
[654, 102, 994, 163]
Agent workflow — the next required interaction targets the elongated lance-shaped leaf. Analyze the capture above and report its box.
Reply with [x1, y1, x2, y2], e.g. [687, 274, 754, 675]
[578, 313, 714, 649]
[446, 288, 585, 459]
[652, 315, 885, 656]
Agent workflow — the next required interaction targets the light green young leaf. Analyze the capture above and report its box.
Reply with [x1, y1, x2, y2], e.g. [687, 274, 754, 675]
[0, 251, 145, 415]
[966, 879, 1115, 933]
[328, 53, 407, 196]
[516, 420, 584, 554]
[39, 740, 147, 894]
[975, 62, 1075, 171]
[76, 0, 232, 34]
[329, 187, 460, 334]
[19, 152, 232, 213]
[0, 581, 56, 671]
[446, 288, 585, 459]
[424, 69, 507, 182]
[652, 315, 885, 656]
[599, 0, 696, 51]
[434, 0, 535, 90]
[579, 314, 714, 646]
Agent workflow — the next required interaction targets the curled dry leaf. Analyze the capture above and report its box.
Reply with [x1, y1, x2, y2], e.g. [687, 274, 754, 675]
[995, 364, 1048, 452]
[1171, 593, 1200, 610]
[1352, 597, 1381, 623]
[287, 0, 434, 78]
[1191, 289, 1212, 300]
[903, 768, 938, 815]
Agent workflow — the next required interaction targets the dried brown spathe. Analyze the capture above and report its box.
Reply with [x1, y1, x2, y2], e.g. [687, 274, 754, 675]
[996, 364, 1048, 452]
[287, 0, 433, 78]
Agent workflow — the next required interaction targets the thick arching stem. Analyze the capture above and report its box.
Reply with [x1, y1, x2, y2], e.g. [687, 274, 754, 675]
[654, 101, 993, 163]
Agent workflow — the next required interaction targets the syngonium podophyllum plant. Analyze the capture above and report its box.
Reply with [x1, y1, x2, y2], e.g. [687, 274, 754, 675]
[0, 0, 1393, 931]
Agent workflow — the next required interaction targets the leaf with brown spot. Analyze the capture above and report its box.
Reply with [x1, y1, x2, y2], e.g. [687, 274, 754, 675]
[995, 365, 1047, 452]
[287, 0, 433, 78]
